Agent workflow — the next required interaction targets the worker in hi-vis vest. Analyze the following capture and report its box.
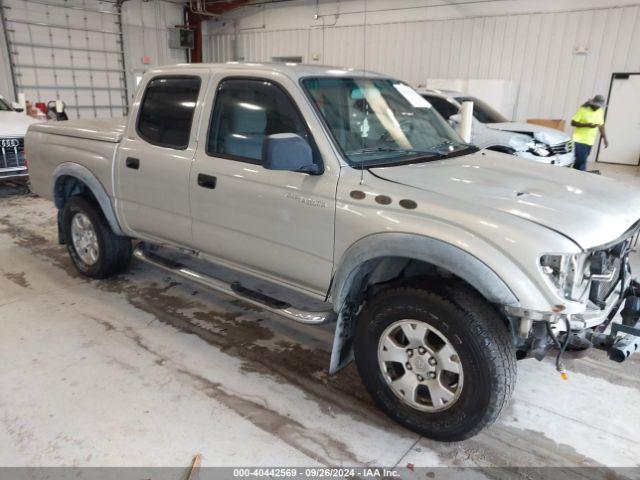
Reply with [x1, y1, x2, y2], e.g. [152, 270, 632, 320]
[571, 95, 609, 171]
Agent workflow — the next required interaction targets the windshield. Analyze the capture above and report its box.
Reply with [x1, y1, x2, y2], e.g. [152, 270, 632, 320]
[302, 77, 472, 167]
[0, 97, 11, 111]
[457, 96, 508, 124]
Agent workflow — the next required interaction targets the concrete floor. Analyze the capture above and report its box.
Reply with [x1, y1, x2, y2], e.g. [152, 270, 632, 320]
[1, 162, 640, 469]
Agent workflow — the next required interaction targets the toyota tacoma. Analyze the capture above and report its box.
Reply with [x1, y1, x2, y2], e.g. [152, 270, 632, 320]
[25, 63, 640, 441]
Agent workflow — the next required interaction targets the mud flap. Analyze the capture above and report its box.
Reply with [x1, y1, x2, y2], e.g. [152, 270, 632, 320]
[57, 209, 65, 244]
[329, 302, 357, 374]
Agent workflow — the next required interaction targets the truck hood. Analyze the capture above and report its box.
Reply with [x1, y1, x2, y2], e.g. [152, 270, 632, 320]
[29, 117, 127, 143]
[0, 111, 41, 136]
[370, 151, 640, 250]
[486, 121, 569, 146]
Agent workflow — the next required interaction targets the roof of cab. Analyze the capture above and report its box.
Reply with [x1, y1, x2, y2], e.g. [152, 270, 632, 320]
[148, 62, 390, 81]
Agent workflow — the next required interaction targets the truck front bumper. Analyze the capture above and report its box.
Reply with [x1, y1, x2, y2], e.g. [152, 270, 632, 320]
[506, 278, 640, 363]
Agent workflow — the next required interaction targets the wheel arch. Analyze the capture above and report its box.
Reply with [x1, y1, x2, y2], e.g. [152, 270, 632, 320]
[53, 162, 124, 237]
[331, 233, 519, 311]
[327, 233, 520, 374]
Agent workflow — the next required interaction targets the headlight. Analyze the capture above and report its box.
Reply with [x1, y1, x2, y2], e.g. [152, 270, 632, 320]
[539, 253, 590, 302]
[528, 141, 550, 157]
[533, 146, 550, 157]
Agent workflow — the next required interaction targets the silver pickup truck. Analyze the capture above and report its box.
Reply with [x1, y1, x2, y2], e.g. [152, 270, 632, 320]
[26, 63, 640, 441]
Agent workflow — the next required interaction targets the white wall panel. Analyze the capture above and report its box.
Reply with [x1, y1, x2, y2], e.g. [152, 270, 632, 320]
[233, 28, 310, 63]
[206, 0, 640, 128]
[121, 0, 186, 101]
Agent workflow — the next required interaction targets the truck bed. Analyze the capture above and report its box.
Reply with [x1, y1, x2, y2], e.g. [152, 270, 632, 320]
[29, 117, 127, 143]
[26, 117, 126, 202]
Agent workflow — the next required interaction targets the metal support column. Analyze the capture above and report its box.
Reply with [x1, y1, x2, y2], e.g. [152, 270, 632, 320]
[0, 0, 18, 99]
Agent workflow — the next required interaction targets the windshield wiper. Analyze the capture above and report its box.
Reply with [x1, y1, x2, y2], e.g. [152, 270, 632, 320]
[421, 140, 478, 158]
[348, 147, 427, 155]
[429, 139, 454, 150]
[347, 142, 478, 168]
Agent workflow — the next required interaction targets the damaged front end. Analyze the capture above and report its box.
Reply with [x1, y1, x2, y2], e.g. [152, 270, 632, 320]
[506, 226, 640, 370]
[508, 131, 574, 167]
[589, 293, 640, 362]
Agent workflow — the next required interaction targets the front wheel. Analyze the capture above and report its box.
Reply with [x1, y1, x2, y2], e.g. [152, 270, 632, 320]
[354, 285, 516, 441]
[62, 196, 132, 279]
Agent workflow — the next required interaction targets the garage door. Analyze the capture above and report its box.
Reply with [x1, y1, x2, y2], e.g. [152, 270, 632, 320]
[0, 0, 128, 119]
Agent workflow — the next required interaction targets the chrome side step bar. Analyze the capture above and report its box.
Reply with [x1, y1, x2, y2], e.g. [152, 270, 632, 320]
[133, 246, 336, 325]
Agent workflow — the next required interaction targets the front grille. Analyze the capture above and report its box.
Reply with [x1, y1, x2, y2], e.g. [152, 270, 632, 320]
[588, 229, 639, 306]
[0, 137, 26, 177]
[590, 256, 622, 304]
[549, 140, 573, 155]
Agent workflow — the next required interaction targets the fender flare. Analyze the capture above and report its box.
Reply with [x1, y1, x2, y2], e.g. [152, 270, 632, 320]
[52, 162, 124, 236]
[331, 232, 519, 309]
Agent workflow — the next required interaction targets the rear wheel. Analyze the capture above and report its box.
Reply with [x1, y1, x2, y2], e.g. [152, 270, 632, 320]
[62, 196, 131, 278]
[354, 285, 516, 441]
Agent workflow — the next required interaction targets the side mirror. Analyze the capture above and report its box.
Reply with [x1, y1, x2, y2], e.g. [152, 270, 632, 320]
[262, 133, 320, 174]
[11, 102, 24, 113]
[449, 113, 461, 124]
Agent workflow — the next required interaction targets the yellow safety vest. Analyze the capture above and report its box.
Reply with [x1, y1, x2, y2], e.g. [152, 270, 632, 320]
[571, 105, 604, 146]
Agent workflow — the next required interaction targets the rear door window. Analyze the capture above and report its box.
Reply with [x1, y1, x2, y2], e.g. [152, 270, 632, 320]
[137, 76, 201, 149]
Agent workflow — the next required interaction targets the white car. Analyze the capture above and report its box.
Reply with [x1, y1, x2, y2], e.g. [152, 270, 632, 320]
[420, 89, 575, 167]
[0, 95, 40, 181]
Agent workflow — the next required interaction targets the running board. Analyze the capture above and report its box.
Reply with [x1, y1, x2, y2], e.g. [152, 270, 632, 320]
[133, 246, 336, 325]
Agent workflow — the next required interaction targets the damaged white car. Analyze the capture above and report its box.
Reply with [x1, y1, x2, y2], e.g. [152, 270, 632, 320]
[420, 89, 574, 167]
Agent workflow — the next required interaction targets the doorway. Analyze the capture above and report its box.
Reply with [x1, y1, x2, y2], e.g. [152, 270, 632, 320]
[596, 72, 640, 166]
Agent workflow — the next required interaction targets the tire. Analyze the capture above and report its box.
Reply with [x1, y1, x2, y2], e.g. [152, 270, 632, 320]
[354, 284, 516, 441]
[61, 195, 132, 279]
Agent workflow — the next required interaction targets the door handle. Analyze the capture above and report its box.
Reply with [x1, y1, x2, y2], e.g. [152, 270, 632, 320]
[126, 157, 140, 170]
[197, 173, 217, 189]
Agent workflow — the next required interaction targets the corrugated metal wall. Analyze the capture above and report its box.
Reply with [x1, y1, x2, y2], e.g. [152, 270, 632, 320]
[121, 0, 186, 102]
[206, 3, 640, 126]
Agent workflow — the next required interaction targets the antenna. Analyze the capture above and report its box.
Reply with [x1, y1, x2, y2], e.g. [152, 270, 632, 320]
[360, 0, 368, 185]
